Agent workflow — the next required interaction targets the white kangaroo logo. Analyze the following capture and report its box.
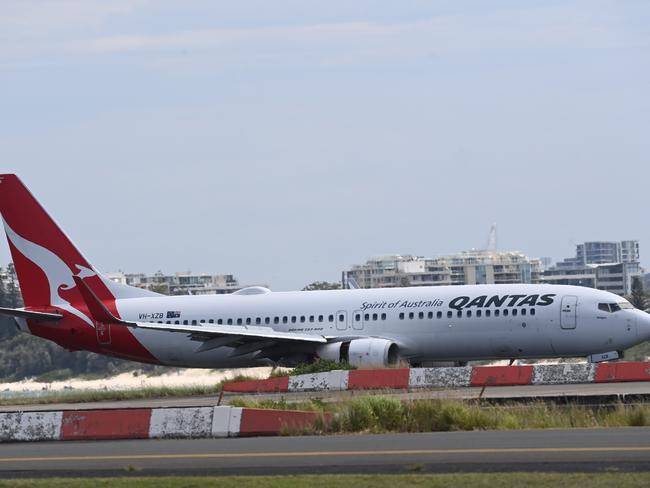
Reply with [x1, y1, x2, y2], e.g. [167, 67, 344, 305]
[2, 217, 95, 326]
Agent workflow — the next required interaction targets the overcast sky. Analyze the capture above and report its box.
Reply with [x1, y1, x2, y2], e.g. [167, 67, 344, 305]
[2, 1, 649, 290]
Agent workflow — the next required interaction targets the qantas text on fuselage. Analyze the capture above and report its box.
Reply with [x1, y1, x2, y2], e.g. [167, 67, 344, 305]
[1, 173, 650, 369]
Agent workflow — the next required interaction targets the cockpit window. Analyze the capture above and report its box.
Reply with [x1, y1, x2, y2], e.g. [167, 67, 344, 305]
[598, 302, 633, 313]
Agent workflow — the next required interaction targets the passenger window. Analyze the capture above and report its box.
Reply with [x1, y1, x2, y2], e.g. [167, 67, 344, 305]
[208, 319, 214, 324]
[329, 315, 334, 322]
[227, 319, 233, 325]
[183, 320, 189, 325]
[166, 321, 170, 324]
[409, 312, 414, 320]
[456, 310, 462, 318]
[381, 313, 386, 320]
[399, 313, 405, 320]
[521, 309, 526, 316]
[447, 311, 453, 318]
[309, 316, 314, 323]
[217, 319, 222, 325]
[291, 316, 296, 323]
[477, 310, 482, 318]
[364, 313, 370, 321]
[318, 315, 324, 322]
[494, 310, 500, 317]
[174, 320, 180, 324]
[200, 319, 205, 323]
[274, 317, 279, 324]
[372, 313, 378, 321]
[530, 309, 535, 316]
[437, 311, 442, 319]
[512, 309, 518, 317]
[503, 310, 509, 317]
[245, 318, 251, 325]
[283, 317, 288, 324]
[265, 317, 270, 325]
[466, 310, 471, 318]
[486, 310, 491, 318]
[300, 316, 306, 323]
[355, 314, 361, 321]
[418, 312, 424, 319]
[237, 318, 243, 325]
[428, 312, 433, 319]
[256, 318, 261, 325]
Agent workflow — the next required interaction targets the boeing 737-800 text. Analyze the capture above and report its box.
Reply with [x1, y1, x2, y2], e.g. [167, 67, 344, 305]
[1, 174, 649, 368]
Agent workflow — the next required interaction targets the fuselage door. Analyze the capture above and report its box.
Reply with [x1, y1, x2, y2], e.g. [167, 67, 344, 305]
[352, 310, 364, 331]
[560, 295, 578, 329]
[336, 310, 347, 331]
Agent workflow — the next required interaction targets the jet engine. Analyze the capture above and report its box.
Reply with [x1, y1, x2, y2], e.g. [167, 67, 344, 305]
[316, 338, 399, 368]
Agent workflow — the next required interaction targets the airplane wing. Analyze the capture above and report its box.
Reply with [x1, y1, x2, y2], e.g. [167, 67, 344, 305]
[133, 321, 326, 343]
[72, 276, 327, 354]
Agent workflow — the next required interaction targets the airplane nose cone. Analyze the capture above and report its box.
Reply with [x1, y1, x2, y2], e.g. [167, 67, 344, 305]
[637, 310, 650, 341]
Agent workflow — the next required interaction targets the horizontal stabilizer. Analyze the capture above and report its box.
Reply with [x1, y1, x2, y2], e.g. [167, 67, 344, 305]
[0, 307, 63, 321]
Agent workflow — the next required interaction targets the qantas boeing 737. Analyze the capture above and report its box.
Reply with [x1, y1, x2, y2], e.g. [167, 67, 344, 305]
[0, 173, 649, 368]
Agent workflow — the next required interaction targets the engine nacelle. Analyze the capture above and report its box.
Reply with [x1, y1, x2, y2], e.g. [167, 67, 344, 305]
[347, 338, 400, 368]
[316, 338, 400, 367]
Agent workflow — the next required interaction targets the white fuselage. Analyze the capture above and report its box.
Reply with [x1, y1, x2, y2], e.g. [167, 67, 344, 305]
[110, 283, 650, 367]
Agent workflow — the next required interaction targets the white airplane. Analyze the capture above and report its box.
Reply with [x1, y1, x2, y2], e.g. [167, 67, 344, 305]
[0, 173, 649, 368]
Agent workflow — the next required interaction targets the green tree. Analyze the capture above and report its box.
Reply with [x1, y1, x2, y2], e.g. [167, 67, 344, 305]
[629, 276, 648, 311]
[302, 281, 342, 291]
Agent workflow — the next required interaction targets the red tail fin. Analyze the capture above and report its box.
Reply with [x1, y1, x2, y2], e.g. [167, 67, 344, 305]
[0, 174, 156, 316]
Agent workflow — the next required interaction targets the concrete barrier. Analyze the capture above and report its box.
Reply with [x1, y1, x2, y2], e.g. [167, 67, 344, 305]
[61, 409, 150, 441]
[213, 362, 650, 394]
[409, 367, 473, 388]
[223, 376, 289, 393]
[239, 408, 329, 436]
[0, 406, 327, 443]
[532, 363, 596, 384]
[149, 407, 214, 439]
[595, 362, 650, 383]
[0, 411, 62, 442]
[471, 365, 534, 387]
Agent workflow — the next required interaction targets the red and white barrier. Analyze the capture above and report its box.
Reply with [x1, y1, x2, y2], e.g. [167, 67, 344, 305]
[223, 361, 650, 393]
[0, 406, 326, 443]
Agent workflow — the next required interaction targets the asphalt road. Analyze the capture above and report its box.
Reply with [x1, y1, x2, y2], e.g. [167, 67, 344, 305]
[2, 428, 650, 477]
[4, 381, 650, 412]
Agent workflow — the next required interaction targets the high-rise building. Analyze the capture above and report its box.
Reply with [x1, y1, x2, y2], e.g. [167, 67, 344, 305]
[541, 240, 642, 296]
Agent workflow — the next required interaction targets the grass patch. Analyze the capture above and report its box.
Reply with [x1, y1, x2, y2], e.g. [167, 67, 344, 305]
[3, 474, 650, 488]
[228, 397, 650, 434]
[0, 384, 223, 407]
[288, 360, 356, 376]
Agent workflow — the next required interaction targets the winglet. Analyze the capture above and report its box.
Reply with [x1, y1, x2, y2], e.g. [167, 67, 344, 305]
[73, 276, 124, 324]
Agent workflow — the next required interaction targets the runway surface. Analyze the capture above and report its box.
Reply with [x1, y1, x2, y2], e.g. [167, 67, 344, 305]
[2, 428, 650, 477]
[3, 381, 650, 412]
